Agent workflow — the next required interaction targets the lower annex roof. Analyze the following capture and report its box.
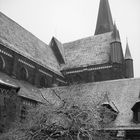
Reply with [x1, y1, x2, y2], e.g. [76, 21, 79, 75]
[0, 72, 47, 104]
[40, 77, 140, 129]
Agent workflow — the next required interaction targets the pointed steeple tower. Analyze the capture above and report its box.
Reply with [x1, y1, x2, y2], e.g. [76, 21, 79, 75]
[110, 23, 123, 64]
[95, 0, 113, 35]
[125, 40, 134, 78]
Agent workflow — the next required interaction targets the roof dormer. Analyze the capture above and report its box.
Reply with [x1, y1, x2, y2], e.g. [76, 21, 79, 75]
[99, 93, 119, 123]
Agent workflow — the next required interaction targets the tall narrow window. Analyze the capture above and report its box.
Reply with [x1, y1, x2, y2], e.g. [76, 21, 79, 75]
[0, 55, 5, 70]
[40, 77, 47, 88]
[20, 106, 27, 122]
[19, 67, 28, 80]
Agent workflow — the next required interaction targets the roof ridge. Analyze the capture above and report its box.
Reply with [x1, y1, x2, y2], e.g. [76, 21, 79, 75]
[46, 77, 140, 90]
[63, 32, 112, 46]
[0, 12, 48, 46]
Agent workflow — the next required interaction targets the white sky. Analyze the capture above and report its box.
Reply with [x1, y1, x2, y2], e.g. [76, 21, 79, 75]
[0, 0, 140, 77]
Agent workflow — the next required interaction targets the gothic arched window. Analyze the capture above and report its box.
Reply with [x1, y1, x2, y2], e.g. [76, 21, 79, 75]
[131, 102, 140, 123]
[0, 55, 5, 70]
[40, 77, 47, 88]
[19, 67, 28, 80]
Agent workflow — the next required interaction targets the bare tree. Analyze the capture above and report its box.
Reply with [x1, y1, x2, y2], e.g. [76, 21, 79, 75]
[0, 84, 115, 140]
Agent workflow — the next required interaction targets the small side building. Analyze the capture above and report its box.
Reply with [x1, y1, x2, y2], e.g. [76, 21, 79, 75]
[0, 78, 19, 132]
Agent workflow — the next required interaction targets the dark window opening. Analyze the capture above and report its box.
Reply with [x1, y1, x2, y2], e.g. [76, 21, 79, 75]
[94, 70, 102, 82]
[19, 67, 28, 81]
[100, 104, 118, 123]
[132, 102, 140, 123]
[73, 74, 82, 84]
[0, 55, 5, 71]
[40, 77, 47, 88]
[20, 106, 27, 122]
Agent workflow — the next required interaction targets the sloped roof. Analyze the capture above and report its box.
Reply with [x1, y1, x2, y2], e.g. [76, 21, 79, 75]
[0, 12, 115, 72]
[62, 32, 113, 70]
[50, 37, 65, 64]
[0, 12, 61, 75]
[42, 78, 140, 129]
[0, 79, 18, 89]
[1, 71, 140, 130]
[53, 37, 65, 60]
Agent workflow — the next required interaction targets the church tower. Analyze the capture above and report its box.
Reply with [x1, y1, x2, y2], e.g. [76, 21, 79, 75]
[95, 0, 113, 35]
[125, 41, 134, 78]
[94, 0, 125, 80]
[110, 23, 124, 64]
[110, 23, 124, 79]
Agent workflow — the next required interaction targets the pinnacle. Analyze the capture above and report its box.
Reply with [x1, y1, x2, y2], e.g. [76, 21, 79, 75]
[125, 41, 132, 60]
[112, 22, 121, 42]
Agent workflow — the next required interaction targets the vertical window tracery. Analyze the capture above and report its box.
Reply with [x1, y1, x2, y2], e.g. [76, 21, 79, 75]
[19, 67, 28, 80]
[0, 55, 5, 70]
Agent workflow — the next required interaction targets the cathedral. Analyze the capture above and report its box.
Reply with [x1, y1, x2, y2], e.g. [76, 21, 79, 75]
[0, 0, 140, 139]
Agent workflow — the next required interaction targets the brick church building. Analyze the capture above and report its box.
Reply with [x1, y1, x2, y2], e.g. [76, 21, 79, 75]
[0, 0, 140, 139]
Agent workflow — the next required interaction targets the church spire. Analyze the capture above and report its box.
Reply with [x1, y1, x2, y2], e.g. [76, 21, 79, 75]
[125, 41, 132, 60]
[95, 0, 113, 35]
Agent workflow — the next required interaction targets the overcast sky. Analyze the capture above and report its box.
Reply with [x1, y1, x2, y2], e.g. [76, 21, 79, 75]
[0, 0, 140, 77]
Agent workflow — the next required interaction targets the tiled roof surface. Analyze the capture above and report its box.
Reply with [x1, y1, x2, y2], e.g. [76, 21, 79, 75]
[0, 12, 114, 72]
[1, 71, 140, 129]
[0, 12, 60, 74]
[42, 78, 140, 129]
[62, 32, 113, 70]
